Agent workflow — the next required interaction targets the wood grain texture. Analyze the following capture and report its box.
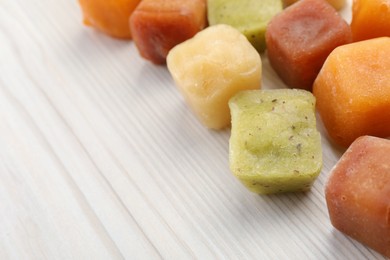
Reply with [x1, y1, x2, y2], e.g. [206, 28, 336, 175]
[0, 0, 385, 259]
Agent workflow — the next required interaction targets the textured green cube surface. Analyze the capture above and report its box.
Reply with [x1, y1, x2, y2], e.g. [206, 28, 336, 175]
[207, 0, 282, 52]
[229, 89, 322, 194]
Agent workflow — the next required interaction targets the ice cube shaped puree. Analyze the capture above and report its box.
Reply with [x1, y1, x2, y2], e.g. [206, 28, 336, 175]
[351, 0, 390, 41]
[78, 0, 141, 38]
[313, 37, 390, 147]
[266, 0, 352, 90]
[283, 0, 346, 10]
[167, 25, 262, 130]
[207, 0, 282, 52]
[325, 136, 390, 258]
[130, 0, 207, 64]
[229, 89, 322, 194]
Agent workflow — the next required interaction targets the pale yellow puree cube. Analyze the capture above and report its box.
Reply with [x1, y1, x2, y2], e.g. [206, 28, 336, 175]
[167, 24, 262, 129]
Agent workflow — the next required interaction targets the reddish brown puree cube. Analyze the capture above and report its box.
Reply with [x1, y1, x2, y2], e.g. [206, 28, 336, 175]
[130, 0, 207, 64]
[325, 136, 390, 258]
[266, 0, 352, 90]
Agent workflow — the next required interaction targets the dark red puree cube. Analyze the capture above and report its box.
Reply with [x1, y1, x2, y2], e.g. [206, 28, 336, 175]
[265, 0, 352, 90]
[130, 0, 207, 65]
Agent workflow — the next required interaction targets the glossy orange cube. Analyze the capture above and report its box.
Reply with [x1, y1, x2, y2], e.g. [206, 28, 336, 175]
[79, 0, 141, 39]
[351, 0, 390, 42]
[313, 37, 390, 147]
[130, 0, 207, 64]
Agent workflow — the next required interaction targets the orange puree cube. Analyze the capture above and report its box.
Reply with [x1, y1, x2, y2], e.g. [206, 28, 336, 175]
[78, 0, 141, 38]
[351, 0, 390, 42]
[325, 136, 390, 258]
[130, 0, 207, 64]
[313, 37, 390, 147]
[266, 0, 352, 90]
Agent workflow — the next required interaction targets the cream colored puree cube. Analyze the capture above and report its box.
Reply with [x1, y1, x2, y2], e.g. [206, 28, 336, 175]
[167, 24, 262, 129]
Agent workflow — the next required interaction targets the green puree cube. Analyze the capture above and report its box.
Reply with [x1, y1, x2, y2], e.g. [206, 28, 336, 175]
[207, 0, 282, 52]
[229, 89, 322, 194]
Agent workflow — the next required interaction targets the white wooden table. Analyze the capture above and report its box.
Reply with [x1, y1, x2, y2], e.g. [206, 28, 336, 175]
[0, 0, 386, 259]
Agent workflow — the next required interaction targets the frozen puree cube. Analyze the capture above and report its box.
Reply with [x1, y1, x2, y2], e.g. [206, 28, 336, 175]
[351, 0, 390, 41]
[283, 0, 346, 10]
[229, 89, 322, 194]
[78, 0, 141, 38]
[325, 136, 390, 258]
[167, 24, 262, 130]
[313, 37, 390, 147]
[207, 0, 282, 52]
[130, 0, 207, 64]
[266, 0, 352, 90]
